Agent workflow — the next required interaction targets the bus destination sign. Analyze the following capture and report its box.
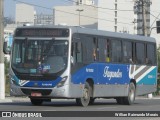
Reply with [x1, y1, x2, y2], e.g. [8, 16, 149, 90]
[15, 28, 69, 37]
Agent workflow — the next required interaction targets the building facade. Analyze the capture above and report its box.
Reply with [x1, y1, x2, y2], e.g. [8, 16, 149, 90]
[98, 0, 136, 34]
[74, 0, 95, 5]
[150, 0, 160, 45]
[34, 14, 53, 25]
[53, 5, 97, 29]
[16, 3, 35, 25]
[98, 0, 160, 45]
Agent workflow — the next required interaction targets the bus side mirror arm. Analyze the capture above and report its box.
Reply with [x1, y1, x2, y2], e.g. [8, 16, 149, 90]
[71, 56, 75, 65]
[129, 58, 134, 64]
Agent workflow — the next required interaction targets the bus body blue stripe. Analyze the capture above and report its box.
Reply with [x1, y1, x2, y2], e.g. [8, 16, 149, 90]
[71, 63, 157, 85]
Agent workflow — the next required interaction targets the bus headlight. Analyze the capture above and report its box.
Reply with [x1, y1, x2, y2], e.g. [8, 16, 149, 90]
[57, 76, 68, 87]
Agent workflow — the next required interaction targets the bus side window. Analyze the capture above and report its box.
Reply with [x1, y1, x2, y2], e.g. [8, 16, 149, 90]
[122, 41, 133, 63]
[106, 39, 110, 62]
[111, 40, 122, 63]
[135, 42, 145, 64]
[93, 37, 98, 61]
[146, 43, 156, 65]
[98, 38, 109, 62]
[76, 42, 82, 63]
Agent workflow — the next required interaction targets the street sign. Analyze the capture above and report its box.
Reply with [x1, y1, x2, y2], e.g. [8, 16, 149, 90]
[156, 21, 160, 33]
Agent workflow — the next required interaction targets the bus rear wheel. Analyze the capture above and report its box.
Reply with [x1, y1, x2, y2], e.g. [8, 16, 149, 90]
[89, 98, 95, 105]
[30, 98, 43, 106]
[76, 82, 91, 107]
[116, 97, 124, 104]
[124, 82, 136, 105]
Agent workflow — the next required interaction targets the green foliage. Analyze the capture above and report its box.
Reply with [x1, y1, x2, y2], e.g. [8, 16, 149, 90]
[156, 46, 160, 95]
[4, 57, 10, 95]
[157, 46, 160, 72]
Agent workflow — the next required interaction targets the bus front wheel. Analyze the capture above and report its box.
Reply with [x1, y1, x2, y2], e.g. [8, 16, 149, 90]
[76, 82, 91, 107]
[30, 98, 43, 106]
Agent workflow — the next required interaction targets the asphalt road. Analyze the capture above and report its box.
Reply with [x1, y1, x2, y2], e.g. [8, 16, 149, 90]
[0, 97, 160, 119]
[0, 97, 160, 111]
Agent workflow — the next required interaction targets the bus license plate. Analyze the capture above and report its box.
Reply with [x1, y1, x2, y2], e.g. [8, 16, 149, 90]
[31, 92, 42, 97]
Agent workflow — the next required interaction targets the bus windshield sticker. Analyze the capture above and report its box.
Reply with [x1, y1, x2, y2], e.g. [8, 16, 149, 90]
[43, 65, 51, 70]
[30, 69, 36, 73]
[16, 58, 21, 63]
[39, 64, 51, 73]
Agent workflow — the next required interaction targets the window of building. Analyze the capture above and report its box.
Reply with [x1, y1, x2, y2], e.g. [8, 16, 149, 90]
[114, 26, 117, 32]
[115, 3, 117, 10]
[115, 18, 117, 25]
[115, 11, 117, 17]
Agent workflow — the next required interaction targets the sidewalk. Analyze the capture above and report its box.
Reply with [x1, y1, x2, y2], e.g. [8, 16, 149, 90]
[136, 95, 160, 99]
[0, 96, 29, 103]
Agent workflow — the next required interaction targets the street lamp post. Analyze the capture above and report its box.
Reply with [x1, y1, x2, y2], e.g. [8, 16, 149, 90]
[76, 9, 84, 26]
[150, 26, 160, 35]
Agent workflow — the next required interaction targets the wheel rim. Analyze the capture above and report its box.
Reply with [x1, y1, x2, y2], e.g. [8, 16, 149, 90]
[129, 84, 135, 102]
[83, 88, 89, 101]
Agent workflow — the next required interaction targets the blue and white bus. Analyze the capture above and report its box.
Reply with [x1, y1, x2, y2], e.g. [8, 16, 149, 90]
[4, 25, 157, 106]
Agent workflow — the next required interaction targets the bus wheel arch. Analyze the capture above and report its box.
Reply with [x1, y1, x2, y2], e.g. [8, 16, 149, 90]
[130, 79, 136, 89]
[86, 78, 96, 105]
[86, 78, 94, 97]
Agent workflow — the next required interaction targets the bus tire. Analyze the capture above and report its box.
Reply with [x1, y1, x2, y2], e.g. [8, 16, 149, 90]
[124, 82, 136, 105]
[30, 98, 43, 106]
[116, 97, 124, 104]
[76, 82, 91, 107]
[89, 98, 95, 105]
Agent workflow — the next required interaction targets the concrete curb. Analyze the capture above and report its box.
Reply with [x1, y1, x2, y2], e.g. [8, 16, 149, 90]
[136, 96, 160, 100]
[0, 98, 12, 103]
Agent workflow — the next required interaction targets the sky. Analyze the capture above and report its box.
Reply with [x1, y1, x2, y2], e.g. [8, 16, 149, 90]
[4, 0, 98, 19]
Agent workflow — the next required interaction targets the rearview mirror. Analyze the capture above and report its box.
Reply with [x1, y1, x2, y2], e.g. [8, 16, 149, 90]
[3, 35, 13, 54]
[3, 41, 11, 54]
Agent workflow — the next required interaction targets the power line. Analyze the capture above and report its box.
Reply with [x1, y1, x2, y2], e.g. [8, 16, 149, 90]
[13, 0, 133, 25]
[150, 12, 160, 28]
[144, 7, 160, 28]
[62, 0, 135, 21]
[64, 0, 134, 12]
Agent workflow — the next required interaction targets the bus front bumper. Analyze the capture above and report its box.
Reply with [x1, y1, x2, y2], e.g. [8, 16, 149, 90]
[10, 83, 70, 98]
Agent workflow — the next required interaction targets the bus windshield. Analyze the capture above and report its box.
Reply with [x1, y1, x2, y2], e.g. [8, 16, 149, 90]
[11, 39, 68, 75]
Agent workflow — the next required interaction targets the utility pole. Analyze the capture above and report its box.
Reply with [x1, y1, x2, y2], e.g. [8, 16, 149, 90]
[142, 0, 153, 98]
[135, 0, 151, 36]
[142, 0, 147, 36]
[0, 0, 5, 99]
